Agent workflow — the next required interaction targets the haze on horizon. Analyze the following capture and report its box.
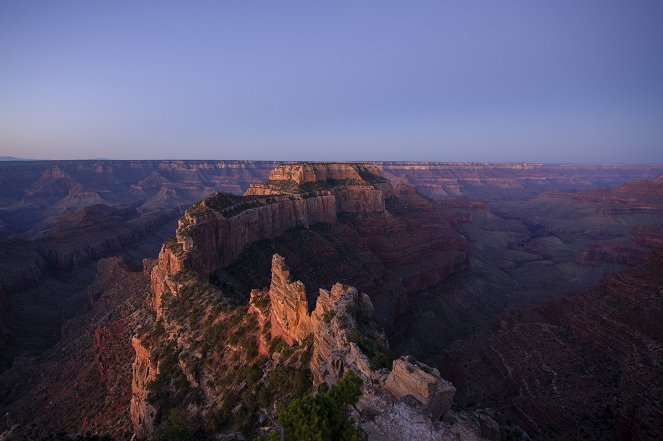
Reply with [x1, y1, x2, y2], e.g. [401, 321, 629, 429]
[1, 1, 662, 163]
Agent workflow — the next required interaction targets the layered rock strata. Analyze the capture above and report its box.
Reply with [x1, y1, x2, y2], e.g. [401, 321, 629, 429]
[264, 253, 494, 441]
[130, 337, 158, 439]
[385, 356, 457, 420]
[130, 164, 499, 440]
[0, 257, 152, 438]
[446, 249, 663, 441]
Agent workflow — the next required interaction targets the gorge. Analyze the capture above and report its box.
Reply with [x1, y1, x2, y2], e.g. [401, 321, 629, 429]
[0, 161, 662, 441]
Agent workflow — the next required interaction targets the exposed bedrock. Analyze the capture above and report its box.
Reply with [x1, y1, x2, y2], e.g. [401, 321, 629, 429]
[0, 257, 152, 439]
[150, 163, 468, 325]
[445, 249, 663, 441]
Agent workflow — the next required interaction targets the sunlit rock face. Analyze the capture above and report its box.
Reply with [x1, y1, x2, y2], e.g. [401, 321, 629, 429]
[129, 163, 484, 440]
[263, 253, 471, 441]
[385, 356, 457, 420]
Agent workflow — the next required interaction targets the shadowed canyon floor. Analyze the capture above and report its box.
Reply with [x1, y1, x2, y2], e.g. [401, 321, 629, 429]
[0, 161, 662, 440]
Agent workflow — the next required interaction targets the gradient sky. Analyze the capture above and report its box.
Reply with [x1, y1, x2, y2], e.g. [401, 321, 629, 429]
[1, 1, 662, 162]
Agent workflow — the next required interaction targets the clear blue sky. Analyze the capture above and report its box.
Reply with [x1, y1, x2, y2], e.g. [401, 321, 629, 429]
[1, 1, 662, 162]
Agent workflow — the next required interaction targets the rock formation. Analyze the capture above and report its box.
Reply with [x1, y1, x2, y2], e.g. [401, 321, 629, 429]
[130, 337, 158, 439]
[267, 254, 313, 345]
[385, 356, 456, 420]
[263, 253, 498, 441]
[149, 162, 469, 327]
[128, 164, 504, 440]
[3, 160, 662, 238]
[7, 161, 663, 440]
[0, 257, 152, 438]
[0, 204, 178, 370]
[445, 249, 663, 441]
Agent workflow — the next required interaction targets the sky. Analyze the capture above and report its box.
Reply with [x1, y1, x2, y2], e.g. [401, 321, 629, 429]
[1, 1, 662, 163]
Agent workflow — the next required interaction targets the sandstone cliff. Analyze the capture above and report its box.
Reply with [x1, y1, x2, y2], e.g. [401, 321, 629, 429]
[149, 162, 468, 326]
[265, 253, 460, 429]
[129, 164, 498, 440]
[275, 254, 494, 440]
[5, 160, 660, 238]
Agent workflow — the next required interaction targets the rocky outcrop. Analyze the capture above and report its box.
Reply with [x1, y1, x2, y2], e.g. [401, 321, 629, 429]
[245, 163, 388, 213]
[264, 254, 510, 441]
[266, 253, 382, 383]
[268, 254, 313, 345]
[180, 192, 338, 276]
[130, 337, 158, 439]
[151, 163, 415, 312]
[155, 164, 468, 326]
[355, 389, 459, 441]
[150, 240, 187, 319]
[266, 253, 456, 422]
[385, 356, 457, 420]
[264, 162, 381, 185]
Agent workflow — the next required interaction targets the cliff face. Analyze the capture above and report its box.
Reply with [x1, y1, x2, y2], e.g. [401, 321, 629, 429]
[181, 193, 338, 276]
[267, 254, 313, 345]
[245, 163, 388, 213]
[0, 204, 178, 371]
[264, 253, 467, 440]
[130, 337, 158, 439]
[263, 162, 382, 185]
[153, 163, 468, 327]
[0, 257, 151, 439]
[128, 164, 499, 440]
[5, 160, 660, 238]
[446, 249, 663, 441]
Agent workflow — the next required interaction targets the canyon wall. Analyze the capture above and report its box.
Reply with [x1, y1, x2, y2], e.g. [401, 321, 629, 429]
[443, 247, 663, 441]
[3, 160, 662, 238]
[128, 163, 498, 440]
[5, 161, 662, 440]
[264, 253, 465, 439]
[0, 257, 152, 438]
[150, 163, 399, 314]
[181, 193, 338, 276]
[377, 162, 663, 200]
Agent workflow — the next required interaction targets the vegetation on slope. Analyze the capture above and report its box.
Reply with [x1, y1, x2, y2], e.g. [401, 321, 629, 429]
[255, 370, 364, 441]
[145, 272, 316, 440]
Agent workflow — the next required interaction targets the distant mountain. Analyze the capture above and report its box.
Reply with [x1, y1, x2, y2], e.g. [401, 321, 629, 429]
[0, 156, 34, 161]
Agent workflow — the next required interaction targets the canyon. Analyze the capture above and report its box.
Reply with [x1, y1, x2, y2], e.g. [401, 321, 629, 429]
[0, 160, 662, 440]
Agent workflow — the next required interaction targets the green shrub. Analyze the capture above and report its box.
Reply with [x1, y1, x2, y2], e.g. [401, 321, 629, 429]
[150, 408, 199, 441]
[269, 336, 285, 354]
[242, 334, 259, 359]
[148, 345, 203, 421]
[346, 329, 394, 370]
[278, 370, 364, 441]
[322, 310, 335, 324]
